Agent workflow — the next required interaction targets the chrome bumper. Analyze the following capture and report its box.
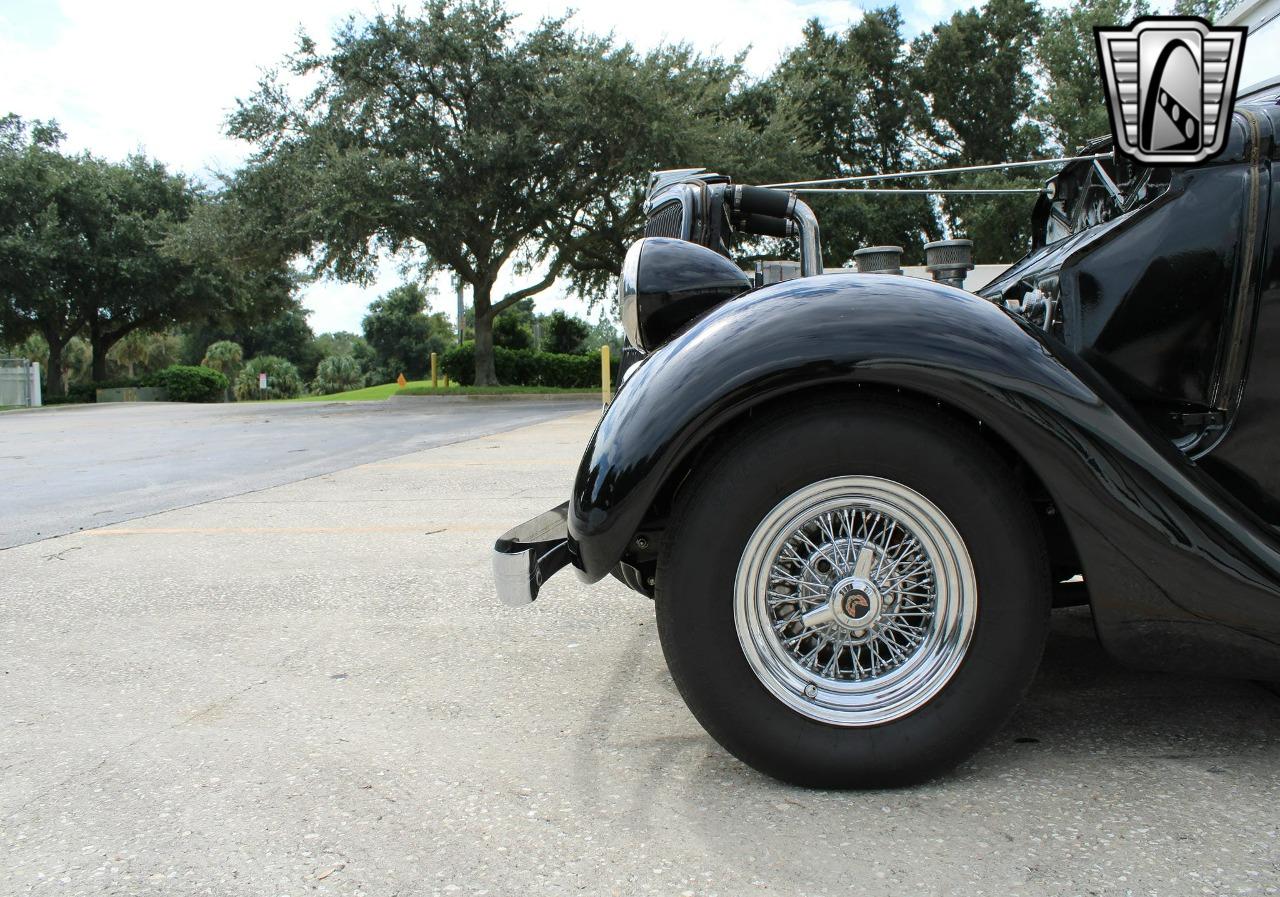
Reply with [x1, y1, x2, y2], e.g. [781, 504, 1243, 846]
[492, 501, 573, 606]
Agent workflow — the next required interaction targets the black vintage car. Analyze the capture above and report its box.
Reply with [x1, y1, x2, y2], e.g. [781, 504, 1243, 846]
[494, 86, 1280, 787]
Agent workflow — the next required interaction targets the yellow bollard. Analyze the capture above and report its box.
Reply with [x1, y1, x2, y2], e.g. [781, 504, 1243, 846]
[601, 344, 611, 408]
[431, 352, 438, 389]
[443, 374, 450, 388]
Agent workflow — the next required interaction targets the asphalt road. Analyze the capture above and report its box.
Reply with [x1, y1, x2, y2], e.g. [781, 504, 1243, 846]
[2, 407, 1279, 895]
[0, 398, 597, 550]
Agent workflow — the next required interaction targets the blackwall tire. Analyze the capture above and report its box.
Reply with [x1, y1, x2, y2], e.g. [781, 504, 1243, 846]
[654, 398, 1050, 788]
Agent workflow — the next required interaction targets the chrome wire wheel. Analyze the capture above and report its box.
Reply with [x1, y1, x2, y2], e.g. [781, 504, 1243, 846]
[734, 475, 977, 726]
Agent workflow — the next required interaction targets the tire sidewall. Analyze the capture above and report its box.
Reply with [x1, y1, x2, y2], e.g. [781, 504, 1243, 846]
[655, 399, 1050, 787]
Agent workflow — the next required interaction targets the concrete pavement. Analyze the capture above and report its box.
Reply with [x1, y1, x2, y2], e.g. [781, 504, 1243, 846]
[1, 407, 1278, 896]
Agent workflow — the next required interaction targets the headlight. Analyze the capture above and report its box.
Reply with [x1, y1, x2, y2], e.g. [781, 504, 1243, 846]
[619, 240, 643, 348]
[614, 237, 751, 352]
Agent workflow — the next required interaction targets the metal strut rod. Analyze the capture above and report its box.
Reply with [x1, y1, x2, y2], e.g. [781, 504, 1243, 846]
[762, 153, 1111, 188]
[792, 187, 1043, 195]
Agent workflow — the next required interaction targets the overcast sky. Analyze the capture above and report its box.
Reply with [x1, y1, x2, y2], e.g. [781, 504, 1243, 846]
[2, 0, 995, 334]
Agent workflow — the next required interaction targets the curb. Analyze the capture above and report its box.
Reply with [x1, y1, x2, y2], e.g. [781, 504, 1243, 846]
[0, 402, 110, 415]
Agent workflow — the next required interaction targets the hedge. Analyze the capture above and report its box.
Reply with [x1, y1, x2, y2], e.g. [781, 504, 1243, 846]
[144, 365, 228, 403]
[441, 343, 620, 388]
[62, 378, 141, 404]
[51, 368, 226, 404]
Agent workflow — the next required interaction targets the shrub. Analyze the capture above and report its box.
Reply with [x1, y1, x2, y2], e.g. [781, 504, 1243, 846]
[145, 365, 228, 403]
[440, 342, 620, 388]
[311, 354, 364, 395]
[234, 355, 304, 400]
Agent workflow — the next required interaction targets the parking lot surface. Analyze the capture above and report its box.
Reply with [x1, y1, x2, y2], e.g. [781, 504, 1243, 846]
[2, 405, 1278, 896]
[0, 398, 596, 549]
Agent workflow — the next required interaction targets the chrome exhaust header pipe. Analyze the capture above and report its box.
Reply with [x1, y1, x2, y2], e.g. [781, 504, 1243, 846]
[790, 198, 823, 278]
[730, 185, 823, 277]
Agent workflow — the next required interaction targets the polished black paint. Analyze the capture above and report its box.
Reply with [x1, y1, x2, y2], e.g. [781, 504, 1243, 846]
[982, 108, 1270, 444]
[630, 237, 752, 352]
[1201, 155, 1280, 522]
[570, 274, 1280, 679]
[559, 95, 1280, 680]
[980, 98, 1280, 531]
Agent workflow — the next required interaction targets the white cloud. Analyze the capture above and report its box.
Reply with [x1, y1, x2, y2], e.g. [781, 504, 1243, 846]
[0, 0, 986, 333]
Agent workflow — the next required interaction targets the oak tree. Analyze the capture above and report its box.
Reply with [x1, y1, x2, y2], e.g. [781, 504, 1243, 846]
[230, 0, 806, 383]
[0, 116, 100, 396]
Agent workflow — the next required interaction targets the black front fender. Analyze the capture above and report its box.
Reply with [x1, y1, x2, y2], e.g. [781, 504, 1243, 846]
[570, 272, 1280, 678]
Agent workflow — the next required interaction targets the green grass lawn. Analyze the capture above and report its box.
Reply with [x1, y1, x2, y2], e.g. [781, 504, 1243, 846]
[283, 381, 600, 402]
[289, 381, 428, 402]
[395, 384, 598, 397]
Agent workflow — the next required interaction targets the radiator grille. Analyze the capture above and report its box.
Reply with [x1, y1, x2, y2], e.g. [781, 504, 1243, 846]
[644, 200, 685, 239]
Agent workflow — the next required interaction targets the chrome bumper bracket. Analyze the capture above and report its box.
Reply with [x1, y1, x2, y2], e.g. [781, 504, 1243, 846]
[492, 501, 572, 606]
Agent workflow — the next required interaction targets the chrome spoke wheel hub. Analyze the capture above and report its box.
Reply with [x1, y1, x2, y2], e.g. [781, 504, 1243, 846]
[829, 575, 882, 631]
[734, 476, 977, 726]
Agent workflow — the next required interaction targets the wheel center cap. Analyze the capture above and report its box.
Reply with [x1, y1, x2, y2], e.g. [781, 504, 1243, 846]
[830, 576, 882, 630]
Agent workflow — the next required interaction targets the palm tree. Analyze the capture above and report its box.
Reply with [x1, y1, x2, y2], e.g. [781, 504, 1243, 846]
[201, 340, 244, 379]
[110, 330, 151, 378]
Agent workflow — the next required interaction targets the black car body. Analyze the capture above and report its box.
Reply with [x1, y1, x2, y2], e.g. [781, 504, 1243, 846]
[494, 86, 1280, 787]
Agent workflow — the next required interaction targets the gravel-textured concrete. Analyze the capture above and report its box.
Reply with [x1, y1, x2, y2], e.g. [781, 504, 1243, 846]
[2, 409, 1278, 896]
[0, 398, 597, 549]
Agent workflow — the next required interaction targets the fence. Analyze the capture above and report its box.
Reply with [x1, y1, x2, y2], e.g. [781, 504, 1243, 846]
[0, 358, 41, 407]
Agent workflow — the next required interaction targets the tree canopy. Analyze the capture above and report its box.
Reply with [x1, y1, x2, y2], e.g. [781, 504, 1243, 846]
[1036, 0, 1151, 155]
[0, 116, 100, 395]
[768, 9, 937, 264]
[227, 0, 1138, 309]
[4, 0, 1182, 392]
[0, 114, 295, 396]
[229, 0, 809, 384]
[361, 282, 454, 381]
[541, 310, 590, 355]
[182, 297, 319, 378]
